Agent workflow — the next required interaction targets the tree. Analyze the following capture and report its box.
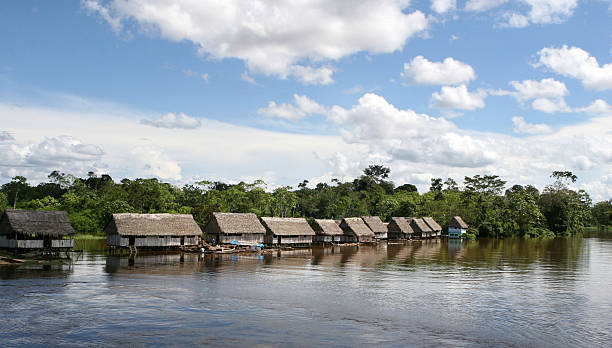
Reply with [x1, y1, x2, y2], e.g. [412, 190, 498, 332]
[395, 183, 417, 193]
[2, 176, 29, 208]
[271, 186, 297, 217]
[592, 200, 612, 227]
[363, 165, 390, 182]
[539, 171, 592, 235]
[464, 174, 506, 196]
[430, 178, 443, 192]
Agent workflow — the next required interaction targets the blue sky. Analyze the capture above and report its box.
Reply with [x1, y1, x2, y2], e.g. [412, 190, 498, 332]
[1, 0, 611, 200]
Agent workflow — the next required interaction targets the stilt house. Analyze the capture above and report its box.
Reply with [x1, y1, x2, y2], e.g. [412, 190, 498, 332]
[410, 218, 433, 239]
[361, 216, 388, 239]
[448, 216, 469, 239]
[423, 217, 442, 237]
[261, 217, 315, 246]
[105, 213, 201, 248]
[312, 219, 344, 243]
[0, 209, 75, 250]
[387, 217, 414, 240]
[203, 212, 266, 245]
[339, 217, 375, 243]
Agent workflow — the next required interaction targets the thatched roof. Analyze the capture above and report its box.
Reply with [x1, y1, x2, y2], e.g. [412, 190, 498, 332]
[340, 217, 375, 237]
[449, 216, 469, 229]
[388, 217, 414, 234]
[260, 217, 316, 236]
[312, 219, 344, 236]
[361, 216, 387, 233]
[423, 217, 442, 231]
[0, 209, 75, 237]
[105, 213, 202, 236]
[410, 218, 432, 233]
[203, 212, 266, 235]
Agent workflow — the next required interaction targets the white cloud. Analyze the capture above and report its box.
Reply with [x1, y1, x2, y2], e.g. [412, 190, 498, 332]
[131, 145, 182, 180]
[524, 0, 578, 24]
[509, 78, 568, 102]
[402, 56, 476, 85]
[290, 66, 334, 85]
[240, 71, 262, 86]
[200, 73, 209, 83]
[537, 45, 612, 90]
[576, 99, 612, 115]
[431, 85, 487, 110]
[499, 0, 578, 27]
[0, 102, 354, 185]
[84, 0, 428, 84]
[25, 136, 105, 166]
[0, 134, 105, 180]
[531, 97, 571, 113]
[4, 94, 612, 200]
[140, 112, 201, 129]
[572, 155, 595, 171]
[502, 13, 530, 28]
[464, 0, 508, 12]
[0, 131, 15, 142]
[431, 0, 457, 14]
[82, 0, 122, 33]
[257, 94, 326, 121]
[512, 116, 554, 134]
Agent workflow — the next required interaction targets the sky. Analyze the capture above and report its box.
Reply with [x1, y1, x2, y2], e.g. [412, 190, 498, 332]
[0, 0, 611, 200]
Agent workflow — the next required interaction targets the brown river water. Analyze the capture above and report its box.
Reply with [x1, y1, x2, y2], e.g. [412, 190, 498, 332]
[1, 234, 611, 347]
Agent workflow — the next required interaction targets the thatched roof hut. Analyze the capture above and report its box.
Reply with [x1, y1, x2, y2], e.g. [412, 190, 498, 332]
[0, 209, 75, 237]
[261, 217, 315, 236]
[105, 213, 201, 236]
[410, 218, 433, 238]
[387, 217, 414, 239]
[449, 216, 469, 229]
[312, 219, 344, 243]
[203, 212, 266, 245]
[361, 216, 388, 239]
[423, 217, 442, 236]
[204, 212, 266, 235]
[312, 219, 344, 236]
[340, 217, 375, 242]
[261, 217, 315, 245]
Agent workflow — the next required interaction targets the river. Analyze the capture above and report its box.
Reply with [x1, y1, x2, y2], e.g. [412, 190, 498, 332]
[1, 235, 611, 347]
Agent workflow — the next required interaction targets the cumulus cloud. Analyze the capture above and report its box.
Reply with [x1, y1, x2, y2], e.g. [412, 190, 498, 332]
[500, 0, 578, 27]
[402, 56, 476, 85]
[318, 93, 497, 168]
[503, 13, 530, 28]
[257, 94, 326, 121]
[512, 116, 554, 134]
[131, 145, 182, 180]
[26, 136, 105, 165]
[140, 112, 201, 129]
[531, 97, 571, 113]
[0, 134, 105, 181]
[508, 78, 568, 102]
[576, 99, 612, 115]
[431, 0, 457, 14]
[84, 0, 428, 84]
[537, 45, 612, 90]
[431, 85, 487, 110]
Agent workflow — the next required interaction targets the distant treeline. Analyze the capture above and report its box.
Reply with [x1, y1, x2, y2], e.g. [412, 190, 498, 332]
[0, 166, 610, 238]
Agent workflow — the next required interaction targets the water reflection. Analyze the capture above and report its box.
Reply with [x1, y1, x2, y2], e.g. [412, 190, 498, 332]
[1, 237, 611, 347]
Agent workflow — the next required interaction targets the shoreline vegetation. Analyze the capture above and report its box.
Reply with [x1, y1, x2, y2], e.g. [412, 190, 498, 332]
[0, 166, 610, 240]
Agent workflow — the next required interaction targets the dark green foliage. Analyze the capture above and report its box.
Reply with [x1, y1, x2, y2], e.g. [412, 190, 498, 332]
[592, 200, 612, 227]
[0, 168, 601, 238]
